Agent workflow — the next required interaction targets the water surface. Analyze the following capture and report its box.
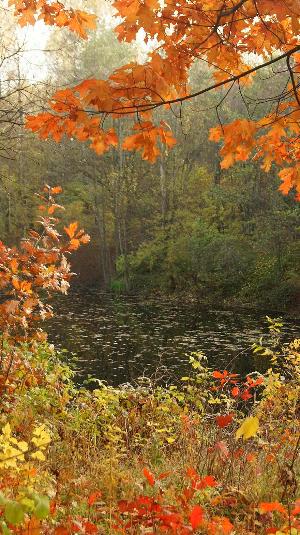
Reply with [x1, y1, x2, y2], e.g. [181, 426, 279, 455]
[47, 291, 299, 385]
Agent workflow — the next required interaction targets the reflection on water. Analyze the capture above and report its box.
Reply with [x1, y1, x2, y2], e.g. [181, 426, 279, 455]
[46, 291, 299, 386]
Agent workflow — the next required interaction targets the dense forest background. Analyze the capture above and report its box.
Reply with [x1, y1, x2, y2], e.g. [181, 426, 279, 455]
[1, 0, 299, 310]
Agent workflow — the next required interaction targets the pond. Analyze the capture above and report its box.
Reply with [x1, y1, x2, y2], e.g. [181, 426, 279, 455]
[47, 290, 299, 386]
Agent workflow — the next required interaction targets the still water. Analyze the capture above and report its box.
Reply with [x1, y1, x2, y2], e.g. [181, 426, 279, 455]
[47, 291, 299, 386]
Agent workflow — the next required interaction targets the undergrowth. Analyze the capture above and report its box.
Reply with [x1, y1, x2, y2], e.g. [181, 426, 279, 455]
[0, 187, 298, 534]
[0, 328, 299, 534]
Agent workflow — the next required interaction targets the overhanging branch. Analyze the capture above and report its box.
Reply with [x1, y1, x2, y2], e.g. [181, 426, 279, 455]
[104, 45, 300, 115]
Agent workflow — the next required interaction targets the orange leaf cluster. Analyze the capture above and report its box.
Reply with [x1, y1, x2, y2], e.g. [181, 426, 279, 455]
[210, 107, 300, 199]
[9, 0, 96, 38]
[0, 185, 89, 341]
[123, 121, 176, 162]
[21, 0, 300, 199]
[108, 468, 233, 533]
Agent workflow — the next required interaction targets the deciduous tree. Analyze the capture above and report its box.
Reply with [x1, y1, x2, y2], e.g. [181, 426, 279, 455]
[17, 0, 300, 199]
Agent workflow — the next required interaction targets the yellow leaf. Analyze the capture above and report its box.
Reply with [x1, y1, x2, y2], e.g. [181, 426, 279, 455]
[236, 416, 259, 440]
[31, 450, 46, 461]
[17, 441, 28, 452]
[32, 425, 51, 448]
[2, 423, 11, 437]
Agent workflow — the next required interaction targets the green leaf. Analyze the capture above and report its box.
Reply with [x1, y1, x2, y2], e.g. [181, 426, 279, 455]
[4, 501, 25, 525]
[20, 497, 35, 512]
[0, 521, 12, 535]
[0, 493, 7, 506]
[34, 496, 50, 520]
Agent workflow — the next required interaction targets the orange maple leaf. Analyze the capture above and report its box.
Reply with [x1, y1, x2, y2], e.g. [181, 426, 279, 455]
[143, 467, 155, 486]
[259, 501, 287, 515]
[64, 222, 78, 239]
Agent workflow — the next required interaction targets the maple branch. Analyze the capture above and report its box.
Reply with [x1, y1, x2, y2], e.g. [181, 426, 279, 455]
[156, 45, 300, 109]
[215, 81, 235, 130]
[212, 1, 226, 33]
[161, 12, 256, 28]
[217, 0, 249, 20]
[43, 46, 300, 131]
[237, 80, 251, 118]
[98, 45, 300, 115]
[286, 54, 300, 108]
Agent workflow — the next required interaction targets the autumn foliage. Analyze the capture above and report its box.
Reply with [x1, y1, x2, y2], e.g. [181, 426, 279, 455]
[0, 185, 89, 343]
[0, 186, 298, 532]
[0, 324, 299, 534]
[0, 2, 299, 534]
[19, 0, 300, 199]
[9, 0, 96, 38]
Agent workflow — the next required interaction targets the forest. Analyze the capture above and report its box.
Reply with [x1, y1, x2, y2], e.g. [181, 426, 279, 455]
[1, 0, 300, 307]
[0, 0, 299, 533]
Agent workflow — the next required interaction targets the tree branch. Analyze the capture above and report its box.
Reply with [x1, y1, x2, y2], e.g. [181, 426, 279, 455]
[286, 54, 300, 108]
[219, 0, 249, 19]
[90, 45, 300, 115]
